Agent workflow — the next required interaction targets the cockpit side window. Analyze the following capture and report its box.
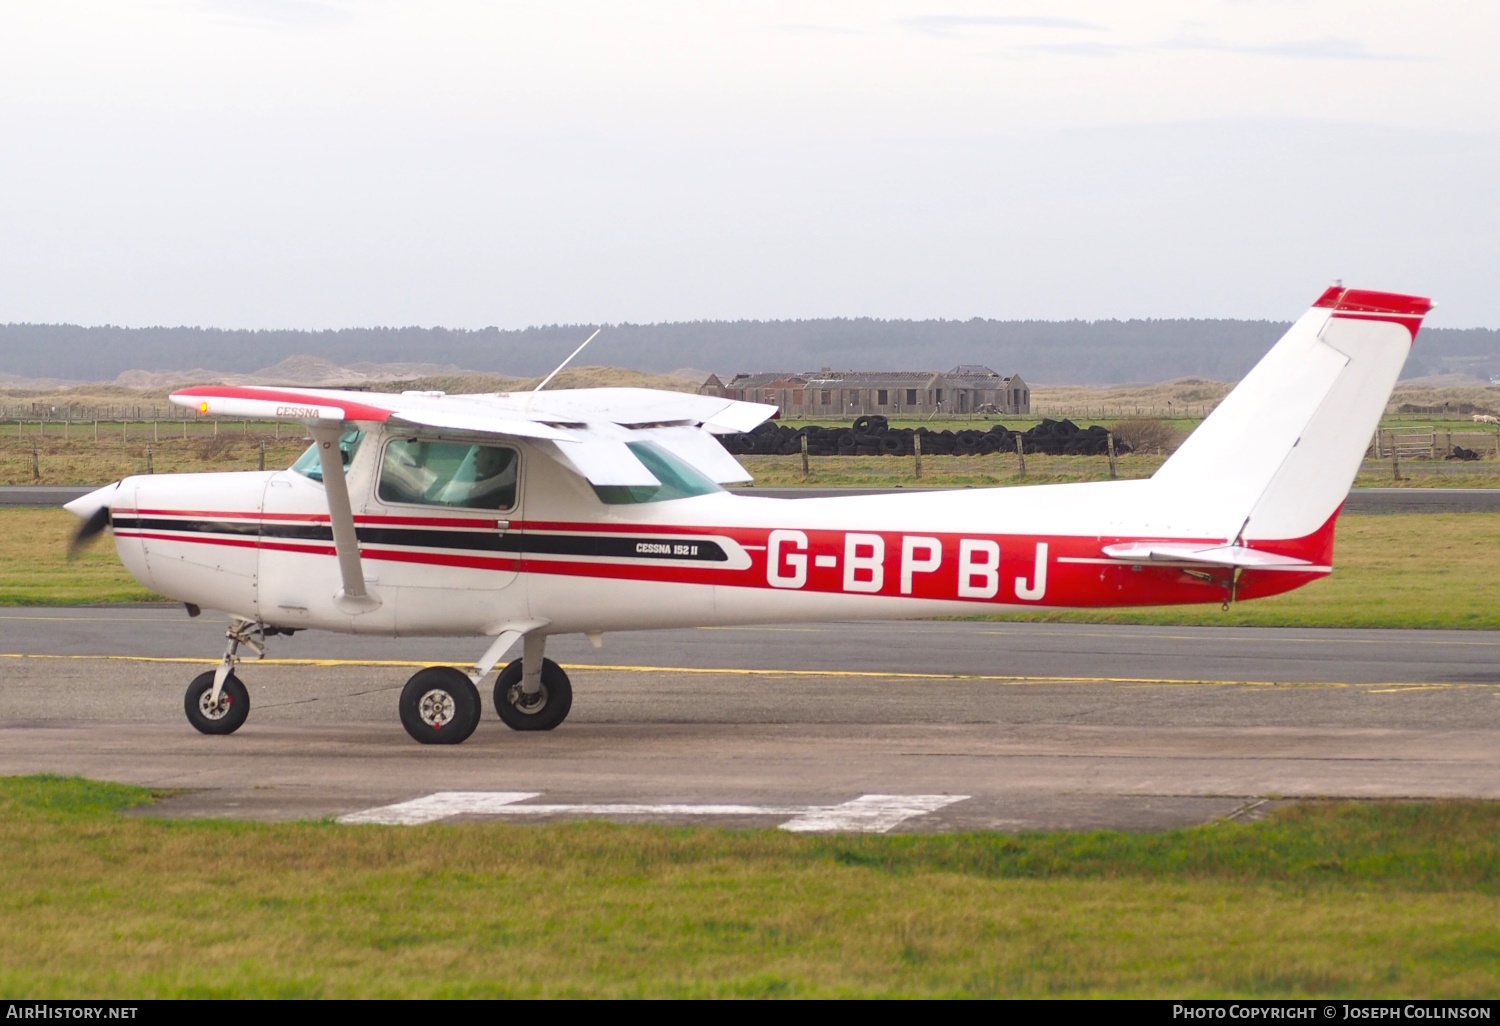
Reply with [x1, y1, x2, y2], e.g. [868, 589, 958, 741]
[291, 429, 364, 482]
[377, 438, 519, 511]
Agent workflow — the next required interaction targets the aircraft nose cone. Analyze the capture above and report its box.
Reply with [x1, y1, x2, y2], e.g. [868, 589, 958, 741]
[63, 482, 123, 520]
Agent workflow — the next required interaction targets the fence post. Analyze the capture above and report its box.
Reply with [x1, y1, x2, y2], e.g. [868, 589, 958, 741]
[154, 421, 158, 443]
[1015, 432, 1026, 478]
[1393, 441, 1401, 482]
[800, 433, 808, 478]
[93, 419, 98, 442]
[259, 442, 266, 472]
[213, 420, 218, 438]
[914, 432, 922, 479]
[122, 421, 126, 442]
[1430, 431, 1437, 459]
[31, 441, 39, 483]
[1107, 431, 1117, 479]
[146, 445, 154, 474]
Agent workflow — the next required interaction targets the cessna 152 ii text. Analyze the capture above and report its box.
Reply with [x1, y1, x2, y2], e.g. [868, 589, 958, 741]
[65, 286, 1431, 744]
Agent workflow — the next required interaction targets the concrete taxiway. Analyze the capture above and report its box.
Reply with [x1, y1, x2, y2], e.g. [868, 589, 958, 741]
[1, 610, 1497, 832]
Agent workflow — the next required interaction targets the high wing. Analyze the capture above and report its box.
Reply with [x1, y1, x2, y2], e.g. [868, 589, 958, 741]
[168, 384, 777, 486]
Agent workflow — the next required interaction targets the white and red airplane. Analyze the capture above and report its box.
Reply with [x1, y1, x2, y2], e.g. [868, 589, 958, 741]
[65, 286, 1430, 744]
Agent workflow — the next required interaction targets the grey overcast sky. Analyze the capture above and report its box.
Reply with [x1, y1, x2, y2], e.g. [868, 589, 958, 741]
[0, 1, 1496, 329]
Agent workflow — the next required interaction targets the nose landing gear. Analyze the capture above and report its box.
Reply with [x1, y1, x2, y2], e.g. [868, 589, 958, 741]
[184, 617, 265, 736]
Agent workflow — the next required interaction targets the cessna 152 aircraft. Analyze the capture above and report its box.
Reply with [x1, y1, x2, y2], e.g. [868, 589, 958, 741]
[65, 286, 1430, 744]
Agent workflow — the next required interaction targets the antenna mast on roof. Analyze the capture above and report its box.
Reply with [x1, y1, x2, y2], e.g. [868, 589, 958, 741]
[525, 328, 602, 407]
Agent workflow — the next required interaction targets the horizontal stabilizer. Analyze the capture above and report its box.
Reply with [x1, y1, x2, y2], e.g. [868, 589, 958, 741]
[1100, 542, 1318, 570]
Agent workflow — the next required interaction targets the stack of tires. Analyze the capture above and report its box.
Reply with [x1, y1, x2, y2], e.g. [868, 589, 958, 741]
[717, 416, 1128, 457]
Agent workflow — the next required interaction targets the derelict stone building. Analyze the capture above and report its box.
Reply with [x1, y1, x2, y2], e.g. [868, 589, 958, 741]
[699, 366, 1029, 418]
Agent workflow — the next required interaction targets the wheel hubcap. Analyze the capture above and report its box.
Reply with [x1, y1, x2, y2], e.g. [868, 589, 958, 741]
[508, 683, 547, 714]
[418, 689, 457, 728]
[198, 690, 232, 720]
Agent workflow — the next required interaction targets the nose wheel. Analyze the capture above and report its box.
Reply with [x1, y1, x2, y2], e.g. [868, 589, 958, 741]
[185, 671, 250, 735]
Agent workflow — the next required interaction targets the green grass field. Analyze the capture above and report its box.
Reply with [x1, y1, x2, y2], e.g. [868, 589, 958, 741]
[6, 508, 1500, 629]
[0, 776, 1495, 998]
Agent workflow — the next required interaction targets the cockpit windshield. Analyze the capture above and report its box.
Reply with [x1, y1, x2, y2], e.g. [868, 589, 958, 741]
[291, 429, 364, 482]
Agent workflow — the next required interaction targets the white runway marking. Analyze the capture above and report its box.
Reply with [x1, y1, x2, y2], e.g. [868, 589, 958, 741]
[340, 791, 541, 825]
[339, 792, 969, 831]
[777, 794, 969, 833]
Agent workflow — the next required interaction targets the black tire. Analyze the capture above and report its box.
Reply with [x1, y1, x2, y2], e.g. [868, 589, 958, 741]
[184, 670, 250, 736]
[493, 657, 573, 731]
[399, 667, 482, 745]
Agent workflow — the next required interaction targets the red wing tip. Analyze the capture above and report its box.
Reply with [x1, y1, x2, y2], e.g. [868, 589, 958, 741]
[169, 384, 394, 422]
[1313, 286, 1433, 317]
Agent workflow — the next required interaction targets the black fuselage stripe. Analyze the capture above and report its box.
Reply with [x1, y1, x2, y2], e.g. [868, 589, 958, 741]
[114, 518, 728, 561]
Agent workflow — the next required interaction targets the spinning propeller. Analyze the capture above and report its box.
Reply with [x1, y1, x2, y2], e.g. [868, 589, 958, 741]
[67, 505, 111, 559]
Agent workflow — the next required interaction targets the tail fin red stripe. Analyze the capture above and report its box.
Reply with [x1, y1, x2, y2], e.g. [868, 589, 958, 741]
[1312, 286, 1433, 317]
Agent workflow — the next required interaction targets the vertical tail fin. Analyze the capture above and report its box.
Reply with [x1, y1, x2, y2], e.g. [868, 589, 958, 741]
[1152, 286, 1431, 544]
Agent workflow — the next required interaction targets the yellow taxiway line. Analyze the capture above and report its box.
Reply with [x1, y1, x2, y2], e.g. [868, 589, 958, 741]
[0, 651, 1486, 690]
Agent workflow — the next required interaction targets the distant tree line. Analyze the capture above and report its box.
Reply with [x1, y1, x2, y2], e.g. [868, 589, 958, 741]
[0, 317, 1485, 384]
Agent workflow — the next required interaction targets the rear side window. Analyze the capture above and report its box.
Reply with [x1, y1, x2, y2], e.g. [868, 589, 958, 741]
[378, 439, 519, 511]
[592, 441, 722, 505]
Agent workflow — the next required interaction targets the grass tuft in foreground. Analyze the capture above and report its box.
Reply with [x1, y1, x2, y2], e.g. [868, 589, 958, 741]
[0, 776, 1497, 998]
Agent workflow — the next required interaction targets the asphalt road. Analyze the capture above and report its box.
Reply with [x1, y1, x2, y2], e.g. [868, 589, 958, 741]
[7, 484, 1500, 513]
[1, 610, 1496, 831]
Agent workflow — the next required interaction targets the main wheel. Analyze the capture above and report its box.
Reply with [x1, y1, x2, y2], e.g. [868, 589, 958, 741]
[185, 671, 251, 735]
[399, 667, 482, 745]
[493, 658, 573, 731]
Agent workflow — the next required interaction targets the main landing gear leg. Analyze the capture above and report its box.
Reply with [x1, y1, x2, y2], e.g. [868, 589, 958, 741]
[184, 617, 261, 736]
[493, 632, 573, 732]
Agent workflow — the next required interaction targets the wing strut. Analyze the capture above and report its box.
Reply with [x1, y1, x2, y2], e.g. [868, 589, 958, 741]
[309, 424, 381, 613]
